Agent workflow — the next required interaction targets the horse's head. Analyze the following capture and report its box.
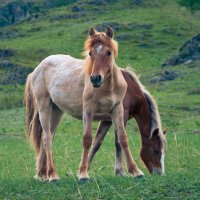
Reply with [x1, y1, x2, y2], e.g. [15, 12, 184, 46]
[140, 128, 167, 175]
[84, 26, 118, 88]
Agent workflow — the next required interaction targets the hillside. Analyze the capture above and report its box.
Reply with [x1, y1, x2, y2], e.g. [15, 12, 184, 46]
[0, 0, 200, 109]
[0, 0, 200, 199]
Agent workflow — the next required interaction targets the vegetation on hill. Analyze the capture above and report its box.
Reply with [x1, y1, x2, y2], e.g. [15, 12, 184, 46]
[178, 0, 200, 13]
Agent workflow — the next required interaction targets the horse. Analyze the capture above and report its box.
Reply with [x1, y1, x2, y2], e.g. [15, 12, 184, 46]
[88, 68, 167, 176]
[25, 27, 166, 182]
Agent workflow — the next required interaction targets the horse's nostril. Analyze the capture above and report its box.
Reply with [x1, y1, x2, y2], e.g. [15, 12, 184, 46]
[96, 75, 101, 82]
[90, 75, 101, 83]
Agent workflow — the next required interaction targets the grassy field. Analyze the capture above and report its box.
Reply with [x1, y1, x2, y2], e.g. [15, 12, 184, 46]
[0, 0, 200, 199]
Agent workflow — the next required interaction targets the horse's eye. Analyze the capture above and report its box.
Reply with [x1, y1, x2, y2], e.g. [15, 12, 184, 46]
[153, 150, 160, 155]
[107, 51, 111, 56]
[89, 51, 92, 56]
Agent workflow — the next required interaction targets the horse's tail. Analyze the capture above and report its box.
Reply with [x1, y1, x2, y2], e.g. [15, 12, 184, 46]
[25, 74, 42, 154]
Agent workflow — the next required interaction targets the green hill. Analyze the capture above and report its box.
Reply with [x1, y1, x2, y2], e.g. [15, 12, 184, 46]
[0, 0, 200, 108]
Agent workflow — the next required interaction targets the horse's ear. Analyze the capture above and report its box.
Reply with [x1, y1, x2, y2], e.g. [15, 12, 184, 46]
[106, 26, 114, 38]
[163, 128, 168, 135]
[152, 128, 159, 137]
[88, 27, 96, 37]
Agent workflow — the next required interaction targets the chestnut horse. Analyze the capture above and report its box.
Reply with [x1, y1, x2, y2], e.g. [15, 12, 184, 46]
[25, 27, 166, 182]
[88, 69, 167, 176]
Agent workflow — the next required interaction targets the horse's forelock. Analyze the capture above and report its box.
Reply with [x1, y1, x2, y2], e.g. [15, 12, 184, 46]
[84, 33, 118, 57]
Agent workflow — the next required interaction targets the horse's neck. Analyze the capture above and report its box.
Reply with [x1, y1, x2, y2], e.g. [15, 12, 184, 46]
[105, 64, 121, 90]
[135, 98, 152, 144]
[126, 80, 151, 143]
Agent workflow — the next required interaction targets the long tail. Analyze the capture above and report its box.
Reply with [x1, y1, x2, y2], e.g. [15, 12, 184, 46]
[25, 74, 42, 154]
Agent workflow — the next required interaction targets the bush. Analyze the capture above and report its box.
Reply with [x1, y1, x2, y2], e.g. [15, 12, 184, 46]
[178, 0, 200, 13]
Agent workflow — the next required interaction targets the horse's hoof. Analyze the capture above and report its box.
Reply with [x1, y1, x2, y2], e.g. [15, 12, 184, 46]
[49, 175, 60, 182]
[34, 174, 48, 182]
[79, 177, 90, 183]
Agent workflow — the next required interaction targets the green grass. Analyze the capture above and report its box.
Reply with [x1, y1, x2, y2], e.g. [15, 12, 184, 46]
[0, 0, 200, 199]
[0, 107, 200, 199]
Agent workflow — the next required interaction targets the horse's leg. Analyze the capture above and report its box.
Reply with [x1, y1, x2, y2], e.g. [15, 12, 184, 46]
[35, 145, 48, 181]
[36, 103, 63, 181]
[112, 103, 144, 177]
[88, 121, 112, 168]
[114, 130, 126, 176]
[78, 111, 93, 181]
[36, 97, 59, 182]
[114, 112, 128, 176]
[50, 103, 63, 135]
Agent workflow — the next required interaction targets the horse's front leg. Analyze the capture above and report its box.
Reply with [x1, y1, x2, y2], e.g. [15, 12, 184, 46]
[114, 130, 126, 177]
[88, 120, 112, 169]
[78, 111, 93, 181]
[111, 103, 144, 178]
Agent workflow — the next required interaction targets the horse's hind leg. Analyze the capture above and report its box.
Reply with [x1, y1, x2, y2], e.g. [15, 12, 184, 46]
[88, 121, 112, 168]
[36, 103, 63, 181]
[36, 96, 59, 182]
[36, 146, 47, 181]
[50, 103, 63, 135]
[49, 104, 63, 181]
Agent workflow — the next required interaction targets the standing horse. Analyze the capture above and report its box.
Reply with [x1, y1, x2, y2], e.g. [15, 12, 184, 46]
[25, 27, 166, 182]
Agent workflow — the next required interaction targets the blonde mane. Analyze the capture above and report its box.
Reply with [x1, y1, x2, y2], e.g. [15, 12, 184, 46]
[122, 68, 162, 137]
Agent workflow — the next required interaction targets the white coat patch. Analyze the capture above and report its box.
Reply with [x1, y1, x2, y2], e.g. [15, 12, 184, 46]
[96, 45, 102, 53]
[161, 153, 165, 174]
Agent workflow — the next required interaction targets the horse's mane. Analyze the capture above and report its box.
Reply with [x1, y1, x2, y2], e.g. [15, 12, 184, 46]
[122, 68, 162, 138]
[84, 32, 118, 57]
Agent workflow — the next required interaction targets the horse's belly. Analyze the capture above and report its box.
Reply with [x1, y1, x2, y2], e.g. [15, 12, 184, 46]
[51, 86, 83, 117]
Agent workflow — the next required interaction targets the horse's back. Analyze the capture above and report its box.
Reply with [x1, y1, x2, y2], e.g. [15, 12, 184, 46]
[42, 54, 83, 68]
[31, 54, 82, 88]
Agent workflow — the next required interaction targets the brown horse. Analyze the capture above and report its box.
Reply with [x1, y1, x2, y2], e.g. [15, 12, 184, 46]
[88, 68, 167, 176]
[25, 27, 166, 182]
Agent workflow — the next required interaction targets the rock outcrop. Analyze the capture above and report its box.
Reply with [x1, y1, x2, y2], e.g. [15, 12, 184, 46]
[162, 33, 200, 66]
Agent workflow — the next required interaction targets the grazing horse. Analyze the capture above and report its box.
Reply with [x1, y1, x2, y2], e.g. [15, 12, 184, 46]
[88, 69, 167, 176]
[25, 27, 166, 182]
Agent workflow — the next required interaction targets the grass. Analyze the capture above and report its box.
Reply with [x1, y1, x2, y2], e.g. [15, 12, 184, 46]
[0, 107, 200, 199]
[0, 0, 200, 199]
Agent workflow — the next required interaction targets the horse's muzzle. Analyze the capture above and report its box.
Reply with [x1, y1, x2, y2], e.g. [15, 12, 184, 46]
[90, 75, 102, 88]
[152, 167, 164, 176]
